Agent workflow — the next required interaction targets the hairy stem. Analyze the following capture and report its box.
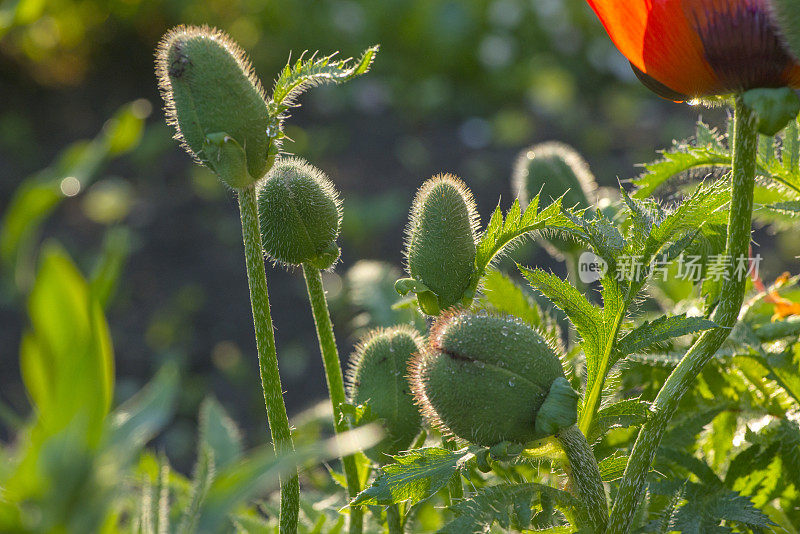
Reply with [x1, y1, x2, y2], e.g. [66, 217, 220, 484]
[607, 96, 758, 533]
[557, 425, 608, 532]
[237, 186, 299, 534]
[386, 504, 404, 534]
[302, 264, 363, 534]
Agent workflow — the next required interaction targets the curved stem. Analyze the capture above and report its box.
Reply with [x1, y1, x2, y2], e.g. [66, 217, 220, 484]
[386, 504, 404, 534]
[302, 264, 363, 534]
[237, 186, 299, 534]
[607, 96, 758, 533]
[556, 425, 608, 532]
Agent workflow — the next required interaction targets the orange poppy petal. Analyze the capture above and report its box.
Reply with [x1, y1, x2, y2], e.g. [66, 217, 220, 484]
[587, 0, 719, 96]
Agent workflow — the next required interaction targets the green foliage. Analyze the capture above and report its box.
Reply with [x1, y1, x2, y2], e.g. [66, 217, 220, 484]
[270, 46, 379, 116]
[0, 101, 147, 292]
[352, 447, 475, 506]
[440, 483, 583, 533]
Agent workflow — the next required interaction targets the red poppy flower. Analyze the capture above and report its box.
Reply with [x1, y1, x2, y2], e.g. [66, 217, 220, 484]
[587, 0, 800, 100]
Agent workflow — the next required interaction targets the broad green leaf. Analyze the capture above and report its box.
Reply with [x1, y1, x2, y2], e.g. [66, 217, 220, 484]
[21, 243, 114, 442]
[352, 447, 474, 506]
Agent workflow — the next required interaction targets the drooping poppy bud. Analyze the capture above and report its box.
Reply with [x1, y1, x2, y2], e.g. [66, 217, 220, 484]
[156, 26, 272, 189]
[586, 0, 800, 100]
[512, 142, 597, 257]
[409, 311, 577, 447]
[398, 174, 479, 315]
[257, 157, 342, 269]
[346, 326, 424, 462]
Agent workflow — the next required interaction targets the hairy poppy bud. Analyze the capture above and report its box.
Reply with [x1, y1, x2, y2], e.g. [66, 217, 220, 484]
[399, 174, 479, 315]
[156, 25, 272, 189]
[258, 157, 342, 269]
[512, 142, 597, 257]
[410, 311, 577, 447]
[346, 326, 424, 462]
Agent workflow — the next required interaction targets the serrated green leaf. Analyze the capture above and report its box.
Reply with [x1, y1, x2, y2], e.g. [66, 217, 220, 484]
[589, 398, 650, 442]
[632, 146, 730, 198]
[439, 483, 582, 533]
[616, 315, 718, 362]
[519, 267, 603, 360]
[598, 452, 628, 482]
[271, 45, 379, 109]
[351, 447, 474, 506]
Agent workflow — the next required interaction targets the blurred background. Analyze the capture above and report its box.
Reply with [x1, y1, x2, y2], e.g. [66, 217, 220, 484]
[4, 0, 792, 471]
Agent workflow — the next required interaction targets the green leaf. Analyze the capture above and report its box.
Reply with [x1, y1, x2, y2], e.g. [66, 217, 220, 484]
[475, 196, 578, 274]
[764, 200, 800, 217]
[439, 483, 582, 533]
[20, 243, 114, 442]
[519, 266, 602, 358]
[199, 397, 243, 470]
[589, 398, 650, 442]
[105, 363, 179, 463]
[598, 452, 628, 482]
[615, 314, 718, 361]
[351, 447, 474, 506]
[270, 45, 379, 111]
[632, 145, 730, 198]
[176, 445, 216, 534]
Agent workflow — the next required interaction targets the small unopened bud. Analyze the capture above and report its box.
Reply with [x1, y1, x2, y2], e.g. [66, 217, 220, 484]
[410, 311, 576, 447]
[346, 326, 424, 462]
[400, 174, 479, 314]
[258, 157, 342, 269]
[156, 25, 272, 189]
[512, 142, 597, 256]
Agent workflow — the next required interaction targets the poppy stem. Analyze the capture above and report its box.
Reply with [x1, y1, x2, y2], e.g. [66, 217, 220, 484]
[607, 95, 758, 534]
[556, 424, 608, 531]
[237, 185, 300, 534]
[302, 263, 363, 534]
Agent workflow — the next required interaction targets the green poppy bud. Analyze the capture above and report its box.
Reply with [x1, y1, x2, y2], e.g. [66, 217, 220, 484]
[257, 157, 342, 270]
[512, 142, 597, 257]
[400, 174, 479, 315]
[156, 25, 273, 189]
[742, 87, 800, 136]
[771, 0, 800, 64]
[346, 326, 424, 462]
[410, 311, 577, 447]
